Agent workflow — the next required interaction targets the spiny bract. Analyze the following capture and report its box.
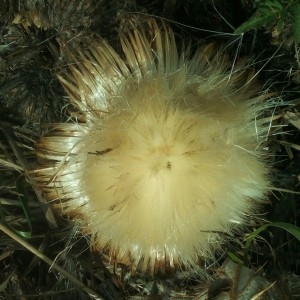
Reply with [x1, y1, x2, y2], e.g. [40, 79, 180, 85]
[36, 18, 272, 274]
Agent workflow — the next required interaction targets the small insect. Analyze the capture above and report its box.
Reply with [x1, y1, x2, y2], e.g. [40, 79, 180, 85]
[88, 148, 113, 156]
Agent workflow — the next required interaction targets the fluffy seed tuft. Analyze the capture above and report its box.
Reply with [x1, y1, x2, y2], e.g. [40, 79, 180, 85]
[36, 18, 273, 274]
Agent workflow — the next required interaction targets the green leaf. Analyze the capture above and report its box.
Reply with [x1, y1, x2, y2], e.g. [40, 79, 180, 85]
[245, 222, 300, 250]
[15, 178, 33, 238]
[268, 0, 283, 10]
[227, 251, 244, 264]
[292, 4, 300, 44]
[235, 12, 275, 34]
[276, 18, 285, 32]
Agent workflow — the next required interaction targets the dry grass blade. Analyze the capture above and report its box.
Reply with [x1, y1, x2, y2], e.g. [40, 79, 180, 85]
[0, 159, 23, 172]
[284, 111, 300, 130]
[0, 223, 104, 300]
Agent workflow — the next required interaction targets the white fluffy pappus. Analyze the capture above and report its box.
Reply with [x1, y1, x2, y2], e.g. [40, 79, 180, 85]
[36, 18, 274, 274]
